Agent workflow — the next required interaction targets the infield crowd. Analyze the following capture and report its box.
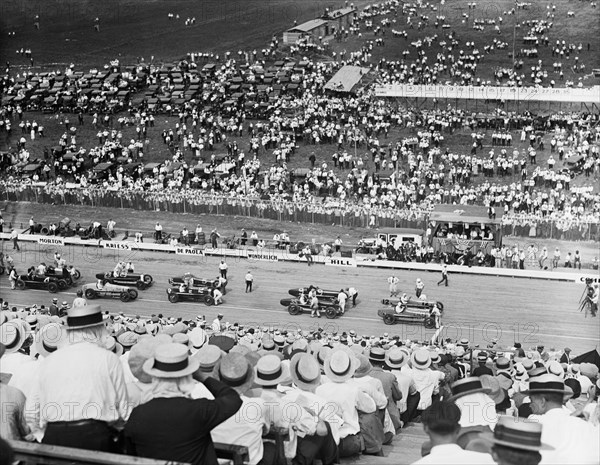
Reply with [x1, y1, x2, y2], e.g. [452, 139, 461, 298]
[0, 297, 599, 465]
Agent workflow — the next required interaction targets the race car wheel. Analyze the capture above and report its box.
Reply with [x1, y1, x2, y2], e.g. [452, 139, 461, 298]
[436, 302, 444, 312]
[72, 269, 81, 280]
[136, 281, 147, 290]
[48, 282, 59, 293]
[424, 317, 436, 329]
[120, 292, 131, 302]
[288, 304, 301, 315]
[57, 280, 68, 290]
[143, 274, 153, 284]
[85, 289, 97, 299]
[168, 293, 179, 303]
[212, 279, 220, 288]
[204, 295, 215, 306]
[383, 313, 396, 325]
[16, 279, 26, 290]
[325, 307, 337, 319]
[128, 289, 138, 300]
[63, 276, 73, 286]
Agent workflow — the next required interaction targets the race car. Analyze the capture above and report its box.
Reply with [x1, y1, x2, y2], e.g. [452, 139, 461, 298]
[96, 272, 153, 290]
[15, 274, 68, 293]
[166, 286, 215, 305]
[45, 266, 79, 286]
[279, 297, 344, 319]
[169, 273, 221, 289]
[81, 282, 139, 302]
[377, 297, 444, 328]
[288, 286, 340, 299]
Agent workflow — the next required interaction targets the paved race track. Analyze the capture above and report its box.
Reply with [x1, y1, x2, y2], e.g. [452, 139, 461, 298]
[2, 244, 599, 353]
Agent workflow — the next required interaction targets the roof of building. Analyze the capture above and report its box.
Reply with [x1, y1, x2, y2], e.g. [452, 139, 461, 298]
[429, 204, 503, 225]
[323, 65, 370, 93]
[324, 7, 356, 19]
[287, 19, 328, 33]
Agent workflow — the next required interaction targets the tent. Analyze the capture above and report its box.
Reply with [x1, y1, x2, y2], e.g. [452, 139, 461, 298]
[573, 348, 600, 370]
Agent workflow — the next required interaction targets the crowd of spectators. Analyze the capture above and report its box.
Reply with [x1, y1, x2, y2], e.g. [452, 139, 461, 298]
[0, 299, 599, 464]
[1, 0, 599, 237]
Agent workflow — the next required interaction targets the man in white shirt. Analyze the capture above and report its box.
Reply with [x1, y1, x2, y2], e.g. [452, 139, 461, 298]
[30, 304, 129, 452]
[218, 260, 228, 279]
[337, 289, 348, 314]
[527, 374, 600, 464]
[412, 400, 494, 464]
[408, 349, 445, 412]
[211, 314, 224, 332]
[317, 350, 376, 457]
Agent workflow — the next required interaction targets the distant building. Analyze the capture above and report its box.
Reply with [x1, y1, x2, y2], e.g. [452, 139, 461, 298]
[283, 6, 357, 45]
[283, 19, 328, 45]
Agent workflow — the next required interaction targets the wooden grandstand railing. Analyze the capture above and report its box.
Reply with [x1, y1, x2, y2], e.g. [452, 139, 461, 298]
[8, 440, 249, 465]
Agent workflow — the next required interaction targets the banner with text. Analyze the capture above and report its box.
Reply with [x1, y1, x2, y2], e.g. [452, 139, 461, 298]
[247, 252, 279, 262]
[37, 236, 65, 246]
[325, 257, 357, 268]
[175, 247, 205, 256]
[101, 241, 133, 251]
[374, 84, 600, 103]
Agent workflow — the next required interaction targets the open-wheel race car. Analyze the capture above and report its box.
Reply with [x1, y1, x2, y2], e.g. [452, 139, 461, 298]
[377, 297, 444, 328]
[45, 266, 80, 286]
[279, 297, 343, 319]
[15, 274, 68, 293]
[288, 286, 341, 299]
[81, 282, 139, 302]
[166, 286, 215, 305]
[96, 272, 153, 290]
[169, 274, 221, 289]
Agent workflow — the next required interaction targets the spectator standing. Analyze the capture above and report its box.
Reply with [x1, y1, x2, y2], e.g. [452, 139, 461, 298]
[552, 248, 561, 269]
[31, 304, 129, 452]
[10, 229, 19, 251]
[218, 260, 228, 279]
[124, 343, 242, 465]
[0, 343, 31, 441]
[107, 218, 116, 238]
[334, 236, 343, 253]
[437, 265, 449, 287]
[8, 267, 18, 289]
[210, 229, 220, 249]
[574, 250, 582, 270]
[240, 228, 247, 246]
[154, 222, 163, 242]
[250, 231, 258, 246]
[245, 270, 253, 293]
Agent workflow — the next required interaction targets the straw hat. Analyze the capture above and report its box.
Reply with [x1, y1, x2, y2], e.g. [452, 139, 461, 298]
[117, 331, 139, 349]
[290, 352, 322, 391]
[314, 346, 333, 368]
[129, 336, 167, 383]
[479, 375, 506, 404]
[172, 333, 189, 345]
[192, 344, 223, 372]
[323, 350, 359, 383]
[143, 343, 200, 379]
[479, 415, 553, 451]
[213, 353, 254, 394]
[495, 357, 512, 374]
[450, 377, 491, 401]
[35, 322, 63, 358]
[65, 304, 104, 331]
[385, 348, 408, 369]
[0, 320, 32, 354]
[254, 354, 291, 387]
[525, 374, 570, 395]
[103, 336, 124, 357]
[368, 347, 386, 363]
[188, 328, 207, 350]
[354, 354, 373, 378]
[410, 349, 432, 370]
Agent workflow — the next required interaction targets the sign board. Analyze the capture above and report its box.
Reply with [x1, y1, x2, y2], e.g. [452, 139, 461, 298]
[325, 257, 357, 268]
[374, 84, 600, 103]
[175, 247, 205, 256]
[37, 237, 65, 246]
[247, 252, 279, 262]
[101, 241, 132, 250]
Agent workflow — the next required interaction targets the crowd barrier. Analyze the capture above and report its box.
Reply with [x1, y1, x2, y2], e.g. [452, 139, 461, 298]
[2, 232, 597, 284]
[2, 185, 599, 241]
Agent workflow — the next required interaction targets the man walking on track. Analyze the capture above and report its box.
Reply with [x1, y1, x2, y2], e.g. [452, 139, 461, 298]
[388, 276, 399, 297]
[10, 229, 20, 251]
[245, 270, 253, 293]
[437, 265, 449, 287]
